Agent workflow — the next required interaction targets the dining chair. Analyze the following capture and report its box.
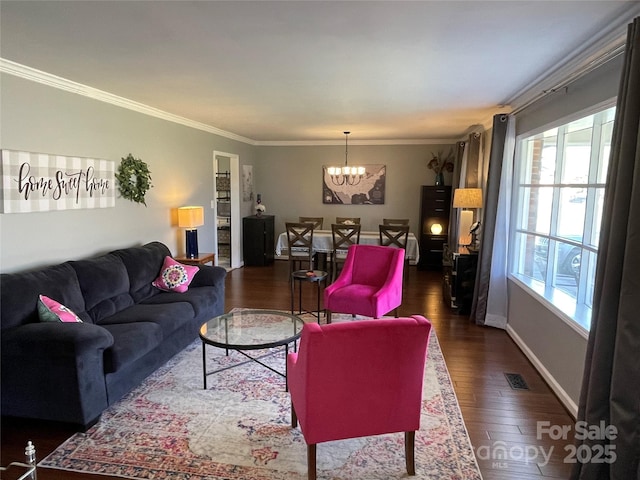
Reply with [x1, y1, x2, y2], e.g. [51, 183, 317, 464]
[285, 222, 315, 278]
[335, 217, 361, 224]
[329, 223, 361, 282]
[379, 224, 410, 285]
[298, 217, 324, 268]
[383, 218, 410, 225]
[324, 244, 404, 323]
[287, 316, 432, 480]
[379, 224, 410, 248]
[298, 217, 324, 230]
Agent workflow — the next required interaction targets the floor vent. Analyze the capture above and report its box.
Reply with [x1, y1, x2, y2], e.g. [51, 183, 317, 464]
[505, 373, 529, 390]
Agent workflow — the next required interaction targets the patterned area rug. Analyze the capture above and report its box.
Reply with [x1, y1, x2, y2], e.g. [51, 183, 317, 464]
[40, 312, 482, 479]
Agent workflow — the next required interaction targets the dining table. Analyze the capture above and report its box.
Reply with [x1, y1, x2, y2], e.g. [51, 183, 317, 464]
[275, 229, 420, 265]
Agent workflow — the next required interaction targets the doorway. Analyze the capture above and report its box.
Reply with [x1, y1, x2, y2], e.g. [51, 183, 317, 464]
[213, 151, 241, 269]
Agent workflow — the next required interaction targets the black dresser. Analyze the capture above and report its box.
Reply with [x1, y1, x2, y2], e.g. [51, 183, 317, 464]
[243, 215, 275, 266]
[417, 186, 452, 270]
[443, 246, 479, 314]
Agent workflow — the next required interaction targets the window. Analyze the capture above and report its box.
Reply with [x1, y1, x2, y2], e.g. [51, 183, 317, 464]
[511, 106, 615, 331]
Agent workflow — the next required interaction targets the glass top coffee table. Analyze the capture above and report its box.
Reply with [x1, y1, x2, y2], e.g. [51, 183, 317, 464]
[199, 309, 305, 390]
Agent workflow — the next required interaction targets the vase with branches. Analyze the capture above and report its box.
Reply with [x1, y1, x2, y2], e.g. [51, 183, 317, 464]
[427, 149, 455, 185]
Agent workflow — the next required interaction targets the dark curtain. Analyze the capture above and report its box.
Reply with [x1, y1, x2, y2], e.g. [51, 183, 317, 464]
[448, 141, 466, 248]
[465, 133, 481, 188]
[571, 16, 640, 480]
[470, 115, 509, 326]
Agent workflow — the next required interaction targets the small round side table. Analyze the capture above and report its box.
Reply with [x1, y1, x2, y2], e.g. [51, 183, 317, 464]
[291, 270, 328, 323]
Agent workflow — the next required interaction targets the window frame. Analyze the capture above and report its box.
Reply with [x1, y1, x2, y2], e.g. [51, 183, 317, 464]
[509, 100, 616, 336]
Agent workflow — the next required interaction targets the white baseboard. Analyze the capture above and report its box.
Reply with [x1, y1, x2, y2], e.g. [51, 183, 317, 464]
[506, 324, 578, 419]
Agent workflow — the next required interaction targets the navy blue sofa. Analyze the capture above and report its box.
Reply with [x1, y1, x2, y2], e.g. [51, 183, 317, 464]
[1, 241, 226, 429]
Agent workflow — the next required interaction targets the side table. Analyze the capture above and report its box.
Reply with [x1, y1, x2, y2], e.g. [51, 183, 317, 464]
[443, 246, 478, 314]
[291, 270, 328, 323]
[174, 252, 216, 266]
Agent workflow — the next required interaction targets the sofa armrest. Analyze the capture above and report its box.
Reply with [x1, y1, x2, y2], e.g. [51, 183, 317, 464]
[190, 264, 227, 288]
[1, 322, 114, 426]
[1, 322, 114, 358]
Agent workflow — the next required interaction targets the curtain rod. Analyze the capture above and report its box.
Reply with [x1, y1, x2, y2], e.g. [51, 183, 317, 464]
[510, 42, 626, 117]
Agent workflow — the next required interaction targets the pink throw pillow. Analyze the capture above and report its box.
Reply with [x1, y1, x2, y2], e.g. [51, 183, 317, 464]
[152, 256, 198, 293]
[38, 295, 83, 323]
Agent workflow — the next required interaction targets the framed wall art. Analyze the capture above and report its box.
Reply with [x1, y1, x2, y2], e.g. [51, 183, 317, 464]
[322, 164, 386, 205]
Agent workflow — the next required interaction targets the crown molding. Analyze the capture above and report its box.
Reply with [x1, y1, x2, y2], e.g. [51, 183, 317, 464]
[504, 3, 640, 113]
[1, 58, 459, 147]
[0, 58, 257, 145]
[254, 138, 458, 146]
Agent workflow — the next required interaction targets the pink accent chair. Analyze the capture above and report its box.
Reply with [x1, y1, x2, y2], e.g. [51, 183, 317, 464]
[287, 316, 432, 479]
[324, 244, 404, 323]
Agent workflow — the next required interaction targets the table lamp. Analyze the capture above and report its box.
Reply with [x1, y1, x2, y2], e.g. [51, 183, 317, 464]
[178, 206, 204, 258]
[430, 223, 443, 234]
[453, 188, 483, 246]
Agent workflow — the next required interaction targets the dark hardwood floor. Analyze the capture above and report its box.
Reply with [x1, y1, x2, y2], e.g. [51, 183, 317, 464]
[1, 261, 575, 479]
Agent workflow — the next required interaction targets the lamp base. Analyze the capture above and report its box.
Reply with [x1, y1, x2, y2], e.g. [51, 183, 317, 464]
[185, 229, 199, 258]
[458, 210, 474, 246]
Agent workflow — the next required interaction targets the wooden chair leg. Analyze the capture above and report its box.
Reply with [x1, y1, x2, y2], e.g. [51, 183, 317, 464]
[405, 431, 416, 475]
[291, 403, 298, 428]
[307, 444, 317, 480]
[326, 310, 332, 324]
[394, 307, 399, 317]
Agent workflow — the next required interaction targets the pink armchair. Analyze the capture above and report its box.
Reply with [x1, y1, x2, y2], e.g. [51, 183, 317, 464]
[287, 316, 432, 479]
[324, 244, 404, 323]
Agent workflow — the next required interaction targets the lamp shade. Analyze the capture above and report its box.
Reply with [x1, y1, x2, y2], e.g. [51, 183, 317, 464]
[178, 206, 204, 229]
[453, 188, 483, 208]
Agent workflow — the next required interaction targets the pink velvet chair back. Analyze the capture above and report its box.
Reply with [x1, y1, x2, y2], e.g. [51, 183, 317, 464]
[287, 315, 432, 445]
[324, 244, 405, 319]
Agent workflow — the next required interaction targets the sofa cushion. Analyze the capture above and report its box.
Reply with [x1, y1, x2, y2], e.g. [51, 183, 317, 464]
[70, 253, 134, 323]
[1, 262, 88, 329]
[152, 256, 198, 293]
[101, 322, 163, 373]
[111, 242, 171, 303]
[96, 302, 195, 338]
[142, 286, 221, 319]
[37, 295, 83, 323]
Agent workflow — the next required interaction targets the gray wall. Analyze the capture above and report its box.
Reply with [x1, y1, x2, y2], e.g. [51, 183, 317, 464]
[0, 73, 257, 272]
[0, 72, 454, 273]
[508, 54, 624, 415]
[255, 144, 455, 237]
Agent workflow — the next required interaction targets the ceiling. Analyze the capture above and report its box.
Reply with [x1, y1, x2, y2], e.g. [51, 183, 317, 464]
[1, 1, 638, 144]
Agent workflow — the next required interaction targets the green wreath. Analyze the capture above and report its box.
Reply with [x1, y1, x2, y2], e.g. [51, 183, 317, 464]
[115, 154, 153, 206]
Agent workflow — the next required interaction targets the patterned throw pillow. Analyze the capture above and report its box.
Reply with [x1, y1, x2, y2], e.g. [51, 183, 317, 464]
[38, 295, 83, 323]
[152, 256, 198, 293]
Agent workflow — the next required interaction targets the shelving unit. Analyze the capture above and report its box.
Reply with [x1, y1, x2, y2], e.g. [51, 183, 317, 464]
[216, 171, 231, 268]
[417, 186, 452, 270]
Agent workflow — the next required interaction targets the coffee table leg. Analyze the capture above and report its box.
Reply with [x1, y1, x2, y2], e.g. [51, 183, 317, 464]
[202, 342, 207, 390]
[285, 343, 289, 392]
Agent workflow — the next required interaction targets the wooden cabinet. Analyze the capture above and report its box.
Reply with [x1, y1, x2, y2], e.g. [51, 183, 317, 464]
[418, 186, 452, 270]
[243, 215, 275, 266]
[443, 246, 478, 314]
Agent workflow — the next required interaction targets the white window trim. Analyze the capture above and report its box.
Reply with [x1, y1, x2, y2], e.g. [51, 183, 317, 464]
[510, 100, 617, 332]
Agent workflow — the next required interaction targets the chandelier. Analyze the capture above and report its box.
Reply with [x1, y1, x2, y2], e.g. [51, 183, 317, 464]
[327, 131, 365, 186]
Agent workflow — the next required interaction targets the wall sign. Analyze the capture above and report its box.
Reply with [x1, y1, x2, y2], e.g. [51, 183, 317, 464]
[1, 150, 115, 213]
